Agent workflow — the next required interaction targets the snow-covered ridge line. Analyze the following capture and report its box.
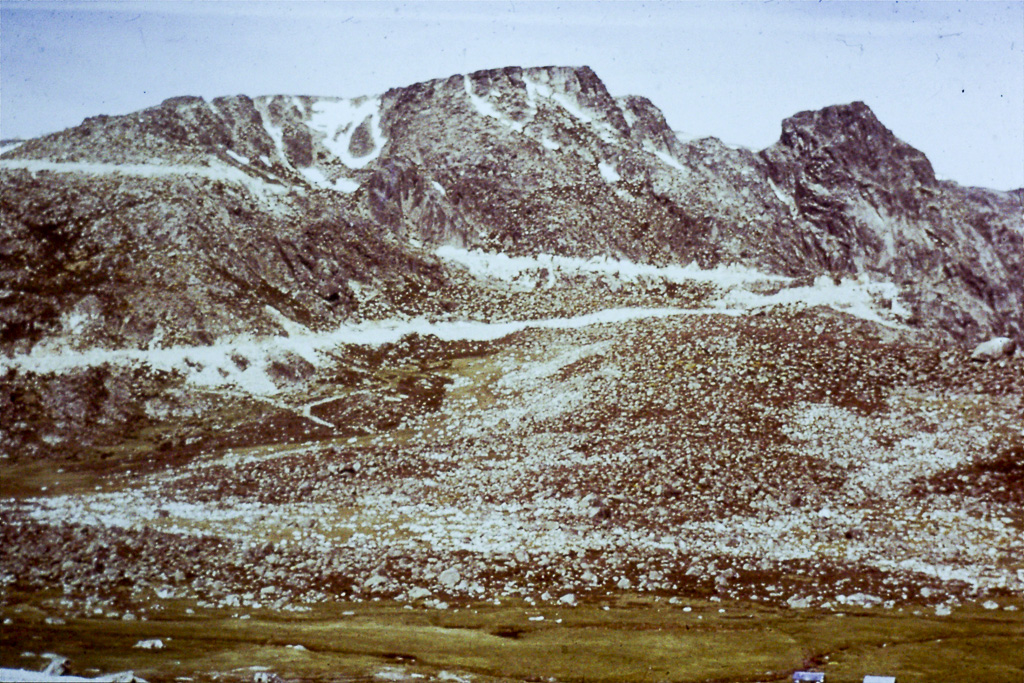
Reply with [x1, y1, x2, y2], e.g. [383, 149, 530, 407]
[435, 245, 787, 286]
[0, 158, 288, 195]
[0, 308, 722, 396]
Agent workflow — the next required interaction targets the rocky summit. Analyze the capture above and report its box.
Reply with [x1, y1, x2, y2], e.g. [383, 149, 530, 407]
[0, 66, 1022, 682]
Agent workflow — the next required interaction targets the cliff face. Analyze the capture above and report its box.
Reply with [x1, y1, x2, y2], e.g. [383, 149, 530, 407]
[2, 66, 1021, 351]
[760, 102, 1023, 342]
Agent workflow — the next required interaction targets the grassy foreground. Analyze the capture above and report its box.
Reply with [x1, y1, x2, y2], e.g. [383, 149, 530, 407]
[3, 596, 1021, 682]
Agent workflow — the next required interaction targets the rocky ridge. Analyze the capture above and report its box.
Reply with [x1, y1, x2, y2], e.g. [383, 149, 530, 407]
[1, 65, 1021, 353]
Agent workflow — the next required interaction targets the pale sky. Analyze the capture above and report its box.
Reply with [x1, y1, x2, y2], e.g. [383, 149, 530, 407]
[1, 1, 1022, 190]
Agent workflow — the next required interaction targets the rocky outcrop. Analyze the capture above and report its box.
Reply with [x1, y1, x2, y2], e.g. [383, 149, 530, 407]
[971, 337, 1017, 361]
[760, 102, 1023, 342]
[1, 66, 1021, 350]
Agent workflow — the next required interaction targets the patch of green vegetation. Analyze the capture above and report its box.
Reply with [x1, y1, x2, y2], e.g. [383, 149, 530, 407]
[2, 599, 1020, 682]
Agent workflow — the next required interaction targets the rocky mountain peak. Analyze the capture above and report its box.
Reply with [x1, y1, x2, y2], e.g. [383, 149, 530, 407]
[616, 94, 679, 155]
[420, 65, 631, 140]
[770, 100, 937, 188]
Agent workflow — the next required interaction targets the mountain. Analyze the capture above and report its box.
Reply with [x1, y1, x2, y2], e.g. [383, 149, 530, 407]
[1, 65, 1020, 354]
[1, 66, 1022, 681]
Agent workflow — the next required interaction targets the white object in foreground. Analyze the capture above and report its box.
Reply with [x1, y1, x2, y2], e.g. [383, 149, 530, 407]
[863, 676, 896, 683]
[970, 336, 1016, 361]
[792, 673, 825, 682]
[132, 639, 164, 650]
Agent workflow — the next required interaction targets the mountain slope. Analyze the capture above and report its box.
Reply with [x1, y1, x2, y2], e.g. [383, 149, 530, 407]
[1, 66, 1022, 681]
[2, 65, 1021, 352]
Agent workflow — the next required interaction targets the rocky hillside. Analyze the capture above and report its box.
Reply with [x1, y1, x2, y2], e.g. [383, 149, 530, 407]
[1, 65, 1021, 352]
[2, 66, 1023, 682]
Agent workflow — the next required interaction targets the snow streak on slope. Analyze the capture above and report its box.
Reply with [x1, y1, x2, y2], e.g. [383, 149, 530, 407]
[464, 76, 526, 133]
[435, 246, 785, 286]
[0, 308, 723, 396]
[721, 275, 911, 329]
[0, 141, 25, 155]
[225, 149, 249, 165]
[435, 247, 910, 328]
[0, 159, 287, 199]
[645, 143, 686, 172]
[299, 166, 360, 193]
[0, 240, 910, 396]
[523, 75, 618, 143]
[306, 97, 386, 169]
[254, 98, 292, 168]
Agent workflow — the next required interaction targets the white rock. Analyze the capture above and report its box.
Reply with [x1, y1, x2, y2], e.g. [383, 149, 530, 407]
[438, 567, 461, 588]
[558, 593, 577, 606]
[41, 655, 69, 676]
[363, 574, 388, 590]
[133, 638, 164, 650]
[970, 337, 1016, 361]
[106, 673, 148, 683]
[787, 595, 812, 609]
[253, 673, 283, 683]
[983, 600, 1000, 610]
[408, 586, 432, 600]
[616, 577, 632, 590]
[934, 604, 952, 616]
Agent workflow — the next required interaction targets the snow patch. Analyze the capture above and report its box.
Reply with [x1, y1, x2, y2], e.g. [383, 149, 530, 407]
[463, 76, 525, 133]
[133, 638, 164, 650]
[598, 161, 620, 183]
[225, 149, 249, 165]
[647, 145, 685, 172]
[970, 336, 1016, 361]
[719, 274, 909, 328]
[1, 308, 723, 397]
[435, 246, 784, 288]
[0, 159, 287, 199]
[307, 96, 386, 169]
[1, 141, 25, 155]
[299, 166, 360, 193]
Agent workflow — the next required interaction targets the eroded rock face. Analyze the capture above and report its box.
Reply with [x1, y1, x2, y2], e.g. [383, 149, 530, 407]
[1, 66, 1021, 352]
[759, 102, 1023, 344]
